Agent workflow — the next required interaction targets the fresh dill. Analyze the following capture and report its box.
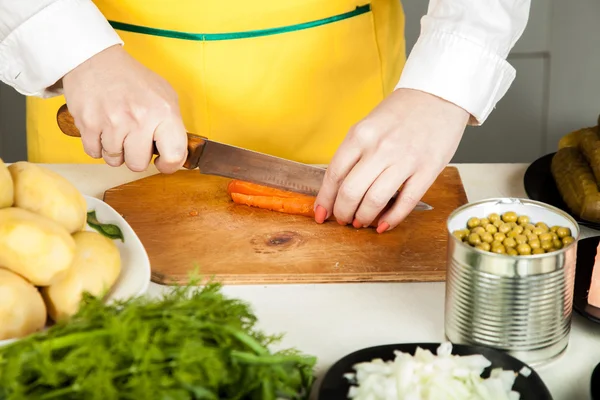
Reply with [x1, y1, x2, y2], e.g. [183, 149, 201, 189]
[0, 280, 316, 399]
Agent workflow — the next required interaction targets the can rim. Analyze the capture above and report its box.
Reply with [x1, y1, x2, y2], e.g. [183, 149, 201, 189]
[446, 197, 581, 260]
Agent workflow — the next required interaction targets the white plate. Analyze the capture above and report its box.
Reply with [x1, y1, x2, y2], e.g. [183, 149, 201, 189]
[84, 195, 151, 300]
[0, 195, 151, 346]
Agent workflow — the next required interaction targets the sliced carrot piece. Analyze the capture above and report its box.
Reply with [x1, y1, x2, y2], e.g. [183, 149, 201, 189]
[227, 180, 313, 199]
[230, 193, 315, 217]
[227, 179, 390, 228]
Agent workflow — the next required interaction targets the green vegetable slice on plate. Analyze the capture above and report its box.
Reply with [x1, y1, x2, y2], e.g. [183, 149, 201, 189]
[87, 210, 124, 242]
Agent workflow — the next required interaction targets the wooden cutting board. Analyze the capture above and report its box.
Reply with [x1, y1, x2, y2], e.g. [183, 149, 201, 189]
[103, 167, 467, 285]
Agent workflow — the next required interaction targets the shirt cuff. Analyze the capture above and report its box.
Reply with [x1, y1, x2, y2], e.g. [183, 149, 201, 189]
[0, 0, 123, 98]
[395, 30, 516, 126]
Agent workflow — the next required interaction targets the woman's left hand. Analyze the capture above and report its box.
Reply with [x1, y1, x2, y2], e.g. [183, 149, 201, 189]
[314, 88, 469, 233]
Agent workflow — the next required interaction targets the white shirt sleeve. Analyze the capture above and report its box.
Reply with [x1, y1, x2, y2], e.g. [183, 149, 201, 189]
[396, 0, 531, 125]
[0, 0, 123, 97]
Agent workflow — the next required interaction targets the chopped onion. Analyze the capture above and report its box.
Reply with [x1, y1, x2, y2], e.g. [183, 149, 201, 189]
[519, 366, 531, 377]
[345, 342, 521, 400]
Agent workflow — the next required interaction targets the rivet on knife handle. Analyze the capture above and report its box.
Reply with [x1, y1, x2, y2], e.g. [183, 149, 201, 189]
[56, 104, 206, 170]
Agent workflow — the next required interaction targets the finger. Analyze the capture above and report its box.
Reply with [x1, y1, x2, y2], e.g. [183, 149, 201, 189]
[101, 148, 124, 167]
[123, 125, 154, 172]
[67, 105, 102, 158]
[332, 157, 387, 225]
[79, 128, 102, 159]
[72, 113, 103, 158]
[100, 129, 127, 167]
[353, 166, 411, 228]
[314, 142, 362, 223]
[153, 114, 188, 174]
[376, 170, 438, 233]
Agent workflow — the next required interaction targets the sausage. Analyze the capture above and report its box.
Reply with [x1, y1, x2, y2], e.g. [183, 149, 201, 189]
[588, 240, 600, 308]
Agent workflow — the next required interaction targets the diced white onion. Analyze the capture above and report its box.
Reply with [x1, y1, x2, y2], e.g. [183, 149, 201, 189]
[519, 366, 531, 377]
[345, 342, 521, 400]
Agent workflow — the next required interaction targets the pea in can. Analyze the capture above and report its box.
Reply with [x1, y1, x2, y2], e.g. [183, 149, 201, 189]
[444, 198, 580, 366]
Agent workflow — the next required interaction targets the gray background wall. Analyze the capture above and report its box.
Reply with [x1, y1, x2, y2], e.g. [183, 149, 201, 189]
[0, 0, 598, 163]
[0, 82, 26, 162]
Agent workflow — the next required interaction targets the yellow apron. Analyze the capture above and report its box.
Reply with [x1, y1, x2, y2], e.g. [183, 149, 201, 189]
[27, 0, 405, 165]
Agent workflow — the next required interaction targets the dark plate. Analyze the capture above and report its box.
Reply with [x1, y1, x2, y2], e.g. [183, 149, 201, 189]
[591, 361, 600, 400]
[574, 236, 600, 324]
[523, 152, 600, 230]
[318, 342, 552, 400]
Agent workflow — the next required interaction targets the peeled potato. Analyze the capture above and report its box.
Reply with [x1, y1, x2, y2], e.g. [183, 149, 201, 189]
[8, 161, 87, 233]
[0, 207, 76, 286]
[0, 158, 13, 208]
[42, 231, 121, 321]
[0, 268, 47, 340]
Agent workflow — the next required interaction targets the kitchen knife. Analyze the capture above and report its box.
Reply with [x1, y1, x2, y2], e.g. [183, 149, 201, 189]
[56, 104, 432, 210]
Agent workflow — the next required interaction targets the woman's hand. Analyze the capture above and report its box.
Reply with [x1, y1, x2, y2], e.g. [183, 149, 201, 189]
[314, 88, 469, 233]
[62, 45, 188, 173]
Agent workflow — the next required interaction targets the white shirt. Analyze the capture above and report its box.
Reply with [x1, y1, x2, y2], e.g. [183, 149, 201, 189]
[0, 0, 530, 125]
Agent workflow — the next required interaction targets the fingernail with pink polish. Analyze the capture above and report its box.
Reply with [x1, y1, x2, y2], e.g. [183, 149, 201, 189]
[315, 205, 327, 224]
[377, 222, 390, 234]
[352, 219, 362, 229]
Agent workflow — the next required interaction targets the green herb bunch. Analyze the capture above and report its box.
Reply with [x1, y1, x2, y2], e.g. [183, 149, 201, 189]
[0, 281, 316, 400]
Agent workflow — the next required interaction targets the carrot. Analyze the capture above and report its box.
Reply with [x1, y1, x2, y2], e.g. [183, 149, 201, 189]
[227, 179, 388, 228]
[227, 180, 313, 199]
[230, 193, 315, 217]
[228, 180, 316, 218]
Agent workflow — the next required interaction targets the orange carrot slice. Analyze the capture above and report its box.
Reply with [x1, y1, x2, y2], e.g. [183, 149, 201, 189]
[230, 193, 315, 217]
[227, 179, 388, 228]
[227, 180, 313, 199]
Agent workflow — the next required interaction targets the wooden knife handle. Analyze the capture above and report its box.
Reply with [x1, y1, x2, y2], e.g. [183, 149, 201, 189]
[56, 104, 206, 170]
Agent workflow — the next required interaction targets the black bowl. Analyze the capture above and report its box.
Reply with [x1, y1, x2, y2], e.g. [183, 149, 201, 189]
[318, 342, 552, 400]
[523, 152, 600, 230]
[591, 360, 600, 400]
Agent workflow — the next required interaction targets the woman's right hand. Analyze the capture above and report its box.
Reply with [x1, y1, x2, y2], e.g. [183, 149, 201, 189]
[61, 44, 188, 173]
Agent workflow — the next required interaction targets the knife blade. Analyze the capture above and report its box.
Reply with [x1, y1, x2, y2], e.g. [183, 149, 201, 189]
[56, 104, 433, 211]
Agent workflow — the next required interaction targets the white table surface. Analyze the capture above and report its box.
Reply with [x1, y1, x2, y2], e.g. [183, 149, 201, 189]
[45, 162, 600, 400]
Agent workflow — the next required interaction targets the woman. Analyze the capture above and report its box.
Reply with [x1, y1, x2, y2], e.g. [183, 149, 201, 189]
[0, 0, 530, 232]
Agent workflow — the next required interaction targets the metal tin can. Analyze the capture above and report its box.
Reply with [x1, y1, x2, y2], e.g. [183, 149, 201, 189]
[444, 198, 580, 366]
